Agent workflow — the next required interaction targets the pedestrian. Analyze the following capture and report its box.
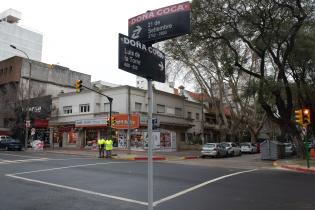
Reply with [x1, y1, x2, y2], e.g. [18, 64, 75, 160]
[98, 137, 105, 158]
[105, 137, 113, 158]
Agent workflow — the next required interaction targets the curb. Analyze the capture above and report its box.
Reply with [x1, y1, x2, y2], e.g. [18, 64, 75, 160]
[280, 165, 315, 174]
[112, 156, 198, 161]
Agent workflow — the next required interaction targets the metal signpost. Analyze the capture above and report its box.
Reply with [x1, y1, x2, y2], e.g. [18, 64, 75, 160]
[128, 1, 191, 44]
[119, 2, 191, 209]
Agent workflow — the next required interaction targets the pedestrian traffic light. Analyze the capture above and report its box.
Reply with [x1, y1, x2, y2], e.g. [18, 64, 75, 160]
[302, 108, 311, 125]
[295, 109, 303, 125]
[106, 118, 111, 126]
[75, 80, 83, 93]
[111, 117, 116, 126]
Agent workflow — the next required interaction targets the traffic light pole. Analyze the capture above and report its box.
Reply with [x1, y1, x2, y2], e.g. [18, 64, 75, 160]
[302, 126, 310, 168]
[80, 84, 113, 140]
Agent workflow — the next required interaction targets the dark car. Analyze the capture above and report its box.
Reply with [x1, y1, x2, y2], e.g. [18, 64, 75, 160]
[0, 138, 24, 151]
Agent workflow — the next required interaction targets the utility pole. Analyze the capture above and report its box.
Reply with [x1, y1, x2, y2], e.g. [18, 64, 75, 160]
[10, 45, 32, 149]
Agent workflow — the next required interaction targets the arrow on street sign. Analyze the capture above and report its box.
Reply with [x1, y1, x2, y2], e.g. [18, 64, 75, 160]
[131, 25, 142, 39]
[118, 33, 165, 83]
[128, 1, 191, 44]
[159, 62, 164, 71]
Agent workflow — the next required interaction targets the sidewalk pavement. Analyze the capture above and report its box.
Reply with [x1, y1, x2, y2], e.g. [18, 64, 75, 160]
[42, 147, 200, 161]
[274, 158, 315, 175]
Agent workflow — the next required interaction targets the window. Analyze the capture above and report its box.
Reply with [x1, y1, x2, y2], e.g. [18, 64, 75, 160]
[104, 103, 110, 112]
[187, 112, 192, 119]
[80, 104, 90, 113]
[135, 102, 142, 112]
[157, 104, 165, 113]
[63, 106, 72, 114]
[175, 107, 182, 116]
[196, 113, 200, 120]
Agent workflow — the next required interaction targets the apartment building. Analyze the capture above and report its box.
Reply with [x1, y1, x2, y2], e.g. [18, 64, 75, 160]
[0, 9, 42, 61]
[0, 56, 91, 142]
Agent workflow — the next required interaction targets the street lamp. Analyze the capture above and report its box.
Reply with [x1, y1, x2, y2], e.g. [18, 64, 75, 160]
[10, 44, 32, 149]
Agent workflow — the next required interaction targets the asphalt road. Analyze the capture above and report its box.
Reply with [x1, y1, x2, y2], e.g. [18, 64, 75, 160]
[0, 151, 314, 210]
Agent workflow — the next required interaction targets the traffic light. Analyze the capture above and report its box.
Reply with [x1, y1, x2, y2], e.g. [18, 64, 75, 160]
[75, 80, 83, 93]
[302, 108, 311, 125]
[106, 118, 111, 126]
[111, 117, 116, 126]
[295, 109, 303, 125]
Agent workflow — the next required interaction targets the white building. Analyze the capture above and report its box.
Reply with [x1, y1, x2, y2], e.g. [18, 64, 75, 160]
[49, 85, 203, 150]
[0, 9, 43, 61]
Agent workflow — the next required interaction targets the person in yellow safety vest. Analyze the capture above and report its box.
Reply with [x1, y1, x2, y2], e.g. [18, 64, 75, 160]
[97, 137, 106, 158]
[105, 138, 113, 158]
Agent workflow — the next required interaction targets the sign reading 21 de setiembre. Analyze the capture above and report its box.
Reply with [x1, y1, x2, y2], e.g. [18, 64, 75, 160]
[118, 33, 165, 83]
[128, 1, 190, 44]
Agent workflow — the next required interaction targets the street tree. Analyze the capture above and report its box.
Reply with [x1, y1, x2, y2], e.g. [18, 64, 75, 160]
[164, 0, 314, 157]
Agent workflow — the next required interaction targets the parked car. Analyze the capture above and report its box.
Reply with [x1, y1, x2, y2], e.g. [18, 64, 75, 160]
[0, 138, 23, 151]
[0, 135, 11, 141]
[284, 142, 296, 156]
[222, 142, 242, 156]
[240, 142, 257, 154]
[201, 143, 228, 158]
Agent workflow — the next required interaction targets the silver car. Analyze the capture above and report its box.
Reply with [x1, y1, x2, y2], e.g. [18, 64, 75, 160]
[240, 142, 257, 154]
[222, 142, 242, 156]
[201, 143, 227, 158]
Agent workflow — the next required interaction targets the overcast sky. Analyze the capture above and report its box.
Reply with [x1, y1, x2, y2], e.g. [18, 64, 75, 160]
[2, 0, 183, 86]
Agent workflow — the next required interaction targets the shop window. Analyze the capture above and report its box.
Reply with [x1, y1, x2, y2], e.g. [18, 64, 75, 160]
[196, 113, 200, 120]
[68, 131, 77, 144]
[80, 104, 90, 113]
[157, 104, 165, 113]
[86, 129, 98, 146]
[63, 106, 72, 114]
[135, 102, 142, 112]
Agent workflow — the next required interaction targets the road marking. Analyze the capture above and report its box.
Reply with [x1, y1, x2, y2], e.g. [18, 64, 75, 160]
[6, 161, 147, 206]
[0, 158, 50, 164]
[153, 169, 258, 207]
[6, 174, 148, 206]
[0, 153, 42, 159]
[8, 161, 129, 175]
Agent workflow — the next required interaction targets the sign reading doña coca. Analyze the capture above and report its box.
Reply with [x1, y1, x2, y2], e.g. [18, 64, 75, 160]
[128, 1, 190, 44]
[118, 33, 165, 82]
[112, 114, 139, 129]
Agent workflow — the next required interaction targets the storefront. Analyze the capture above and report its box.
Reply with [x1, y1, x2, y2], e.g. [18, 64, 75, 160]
[32, 119, 50, 146]
[75, 118, 108, 148]
[52, 124, 77, 148]
[114, 114, 176, 151]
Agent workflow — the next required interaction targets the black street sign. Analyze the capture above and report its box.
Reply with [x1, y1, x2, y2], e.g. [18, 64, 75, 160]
[118, 33, 165, 83]
[128, 1, 190, 44]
